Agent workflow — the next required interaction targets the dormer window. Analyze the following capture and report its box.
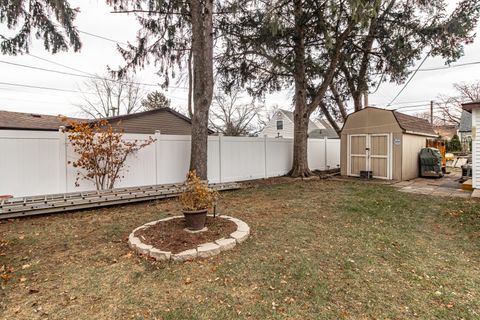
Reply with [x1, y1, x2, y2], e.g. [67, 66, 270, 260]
[276, 120, 283, 130]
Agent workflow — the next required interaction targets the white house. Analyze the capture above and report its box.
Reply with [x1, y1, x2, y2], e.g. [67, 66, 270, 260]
[462, 102, 480, 194]
[261, 109, 338, 139]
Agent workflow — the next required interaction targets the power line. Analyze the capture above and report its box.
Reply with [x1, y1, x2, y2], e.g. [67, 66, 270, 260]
[0, 59, 162, 88]
[418, 61, 480, 72]
[27, 53, 93, 75]
[0, 81, 97, 94]
[0, 80, 189, 101]
[26, 53, 191, 91]
[78, 29, 129, 46]
[0, 95, 71, 105]
[386, 53, 430, 107]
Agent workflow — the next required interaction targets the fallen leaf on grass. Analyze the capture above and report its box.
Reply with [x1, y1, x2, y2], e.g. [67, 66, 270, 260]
[29, 289, 39, 294]
[20, 277, 27, 282]
[184, 277, 192, 285]
[22, 264, 30, 270]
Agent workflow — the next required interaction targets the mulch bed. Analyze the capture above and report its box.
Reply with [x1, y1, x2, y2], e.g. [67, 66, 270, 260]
[134, 216, 238, 254]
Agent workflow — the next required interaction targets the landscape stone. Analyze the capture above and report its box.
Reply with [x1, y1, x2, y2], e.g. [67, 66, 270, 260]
[197, 242, 221, 258]
[149, 248, 171, 261]
[136, 242, 153, 255]
[230, 230, 249, 243]
[214, 238, 236, 251]
[172, 249, 198, 262]
[128, 236, 141, 250]
[130, 215, 249, 261]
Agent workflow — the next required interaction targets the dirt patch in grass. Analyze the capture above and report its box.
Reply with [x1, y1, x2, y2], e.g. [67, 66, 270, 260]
[135, 216, 237, 253]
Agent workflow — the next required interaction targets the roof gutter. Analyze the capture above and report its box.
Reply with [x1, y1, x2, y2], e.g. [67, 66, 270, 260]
[404, 130, 438, 138]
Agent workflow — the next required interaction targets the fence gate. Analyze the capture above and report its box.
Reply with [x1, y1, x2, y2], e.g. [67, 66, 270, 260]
[348, 133, 391, 179]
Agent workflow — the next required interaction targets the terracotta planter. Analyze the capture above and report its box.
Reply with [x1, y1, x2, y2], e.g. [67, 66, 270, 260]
[182, 209, 208, 231]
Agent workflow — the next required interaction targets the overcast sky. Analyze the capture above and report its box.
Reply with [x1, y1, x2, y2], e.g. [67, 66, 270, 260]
[1, 0, 479, 118]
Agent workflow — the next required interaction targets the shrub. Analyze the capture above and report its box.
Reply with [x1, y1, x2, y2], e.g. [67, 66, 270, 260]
[63, 118, 154, 190]
[179, 171, 218, 211]
[447, 134, 462, 152]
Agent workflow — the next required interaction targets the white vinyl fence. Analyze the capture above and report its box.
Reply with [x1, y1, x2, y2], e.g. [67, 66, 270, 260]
[0, 130, 340, 197]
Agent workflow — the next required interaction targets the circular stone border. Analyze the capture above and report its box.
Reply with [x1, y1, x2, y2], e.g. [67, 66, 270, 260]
[128, 215, 250, 262]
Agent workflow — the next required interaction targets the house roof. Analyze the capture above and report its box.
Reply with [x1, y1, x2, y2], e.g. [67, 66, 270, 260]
[433, 125, 458, 139]
[310, 119, 339, 138]
[459, 110, 472, 132]
[91, 107, 193, 126]
[0, 110, 84, 131]
[461, 101, 480, 112]
[0, 107, 212, 134]
[280, 109, 319, 133]
[96, 107, 213, 135]
[279, 109, 338, 138]
[392, 110, 437, 136]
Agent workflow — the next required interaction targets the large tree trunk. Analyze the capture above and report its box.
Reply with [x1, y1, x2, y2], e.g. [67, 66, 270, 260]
[289, 0, 312, 178]
[290, 110, 312, 177]
[189, 0, 214, 180]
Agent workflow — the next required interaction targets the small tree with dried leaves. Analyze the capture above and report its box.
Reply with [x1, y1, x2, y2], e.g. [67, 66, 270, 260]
[179, 171, 218, 211]
[63, 119, 154, 190]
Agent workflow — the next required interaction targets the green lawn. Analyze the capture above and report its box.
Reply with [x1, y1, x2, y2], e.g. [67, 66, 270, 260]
[1, 179, 479, 319]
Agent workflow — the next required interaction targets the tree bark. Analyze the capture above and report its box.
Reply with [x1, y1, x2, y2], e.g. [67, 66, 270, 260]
[330, 83, 348, 120]
[319, 102, 341, 134]
[189, 0, 214, 180]
[289, 0, 312, 178]
[187, 47, 194, 118]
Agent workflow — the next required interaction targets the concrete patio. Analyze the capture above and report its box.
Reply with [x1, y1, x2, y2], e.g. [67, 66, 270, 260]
[394, 170, 472, 198]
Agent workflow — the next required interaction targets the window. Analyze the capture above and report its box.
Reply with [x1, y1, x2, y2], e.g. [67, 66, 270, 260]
[276, 120, 283, 130]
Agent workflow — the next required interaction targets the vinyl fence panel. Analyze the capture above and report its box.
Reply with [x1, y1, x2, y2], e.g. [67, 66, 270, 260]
[0, 130, 62, 197]
[0, 130, 340, 197]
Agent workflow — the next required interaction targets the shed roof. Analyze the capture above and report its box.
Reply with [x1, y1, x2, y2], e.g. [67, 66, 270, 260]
[392, 111, 437, 136]
[341, 107, 437, 137]
[0, 110, 83, 131]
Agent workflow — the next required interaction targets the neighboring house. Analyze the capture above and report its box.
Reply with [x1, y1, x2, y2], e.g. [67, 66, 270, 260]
[0, 108, 202, 135]
[433, 125, 458, 140]
[458, 110, 472, 148]
[261, 109, 339, 139]
[462, 102, 480, 192]
[96, 108, 201, 135]
[0, 110, 82, 131]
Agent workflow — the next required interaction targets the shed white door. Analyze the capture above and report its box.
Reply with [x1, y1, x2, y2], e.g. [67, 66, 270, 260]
[348, 134, 368, 176]
[348, 133, 391, 179]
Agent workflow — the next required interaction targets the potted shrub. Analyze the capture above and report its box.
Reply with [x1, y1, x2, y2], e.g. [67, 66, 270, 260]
[179, 171, 219, 231]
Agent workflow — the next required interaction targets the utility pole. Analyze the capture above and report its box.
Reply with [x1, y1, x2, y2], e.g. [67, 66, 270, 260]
[430, 100, 434, 125]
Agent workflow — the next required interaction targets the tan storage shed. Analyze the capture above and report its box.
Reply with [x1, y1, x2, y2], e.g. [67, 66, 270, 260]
[340, 107, 437, 181]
